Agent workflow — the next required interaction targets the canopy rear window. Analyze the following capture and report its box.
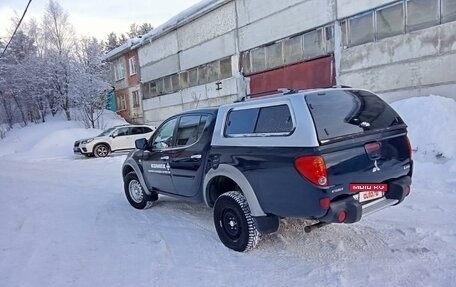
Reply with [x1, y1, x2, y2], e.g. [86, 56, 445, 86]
[305, 90, 405, 143]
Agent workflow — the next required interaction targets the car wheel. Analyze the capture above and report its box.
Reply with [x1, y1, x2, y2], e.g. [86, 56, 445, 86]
[94, 144, 110, 158]
[124, 172, 158, 209]
[213, 191, 260, 252]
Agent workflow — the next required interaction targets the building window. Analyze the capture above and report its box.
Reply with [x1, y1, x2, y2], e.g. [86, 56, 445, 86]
[156, 78, 165, 95]
[117, 95, 126, 110]
[179, 71, 189, 89]
[128, 56, 137, 76]
[164, 76, 173, 94]
[114, 61, 125, 81]
[340, 20, 348, 47]
[198, 65, 208, 85]
[241, 51, 251, 74]
[284, 35, 303, 64]
[142, 83, 150, 99]
[149, 82, 157, 97]
[140, 57, 233, 98]
[303, 28, 325, 59]
[171, 74, 179, 91]
[442, 0, 456, 23]
[376, 2, 404, 40]
[349, 12, 375, 46]
[251, 47, 266, 73]
[325, 25, 335, 52]
[132, 90, 140, 108]
[188, 68, 198, 87]
[266, 42, 283, 69]
[220, 57, 232, 79]
[207, 61, 220, 83]
[407, 0, 439, 32]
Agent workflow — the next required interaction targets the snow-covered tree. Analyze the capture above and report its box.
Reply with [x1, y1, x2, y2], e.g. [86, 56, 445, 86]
[72, 37, 111, 128]
[42, 0, 74, 121]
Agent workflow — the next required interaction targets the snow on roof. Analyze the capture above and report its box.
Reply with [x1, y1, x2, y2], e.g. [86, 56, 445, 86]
[102, 37, 142, 62]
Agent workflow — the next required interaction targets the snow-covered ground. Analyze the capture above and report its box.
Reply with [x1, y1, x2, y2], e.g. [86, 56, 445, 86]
[0, 97, 455, 287]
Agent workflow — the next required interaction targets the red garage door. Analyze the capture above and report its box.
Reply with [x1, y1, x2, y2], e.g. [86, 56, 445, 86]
[249, 56, 335, 98]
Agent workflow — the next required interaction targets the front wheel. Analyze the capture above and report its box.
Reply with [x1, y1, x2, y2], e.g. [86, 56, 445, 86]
[213, 191, 260, 252]
[94, 144, 110, 158]
[124, 172, 158, 209]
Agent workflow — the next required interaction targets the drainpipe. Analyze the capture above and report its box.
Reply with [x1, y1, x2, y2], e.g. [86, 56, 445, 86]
[333, 0, 342, 85]
[234, 0, 248, 100]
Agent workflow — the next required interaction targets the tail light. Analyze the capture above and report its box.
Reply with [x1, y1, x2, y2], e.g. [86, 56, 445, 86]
[295, 155, 328, 186]
[406, 136, 412, 159]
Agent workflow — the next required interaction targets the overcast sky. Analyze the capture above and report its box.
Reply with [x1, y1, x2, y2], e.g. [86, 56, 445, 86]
[0, 0, 201, 41]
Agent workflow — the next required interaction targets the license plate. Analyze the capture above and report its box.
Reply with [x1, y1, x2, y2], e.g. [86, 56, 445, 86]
[358, 191, 383, 203]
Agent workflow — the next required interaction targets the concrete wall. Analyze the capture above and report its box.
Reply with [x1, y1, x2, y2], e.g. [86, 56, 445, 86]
[143, 77, 239, 126]
[138, 32, 178, 67]
[177, 1, 236, 51]
[237, 0, 336, 51]
[338, 21, 456, 102]
[138, 1, 238, 125]
[180, 31, 236, 70]
[139, 1, 236, 82]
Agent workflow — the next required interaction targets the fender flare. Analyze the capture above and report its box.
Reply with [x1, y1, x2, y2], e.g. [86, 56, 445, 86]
[203, 164, 266, 217]
[122, 158, 152, 196]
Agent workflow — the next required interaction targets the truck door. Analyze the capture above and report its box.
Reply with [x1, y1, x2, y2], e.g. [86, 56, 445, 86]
[142, 117, 178, 194]
[169, 115, 210, 197]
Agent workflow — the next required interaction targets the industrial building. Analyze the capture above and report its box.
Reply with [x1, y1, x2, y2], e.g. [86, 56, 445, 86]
[105, 0, 456, 126]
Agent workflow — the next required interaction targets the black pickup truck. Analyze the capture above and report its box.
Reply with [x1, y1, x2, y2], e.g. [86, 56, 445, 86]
[122, 88, 413, 252]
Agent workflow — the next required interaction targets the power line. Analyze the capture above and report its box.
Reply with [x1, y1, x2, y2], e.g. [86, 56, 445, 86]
[0, 0, 33, 58]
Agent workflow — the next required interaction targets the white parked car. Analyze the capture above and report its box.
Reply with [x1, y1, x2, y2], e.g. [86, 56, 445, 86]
[74, 125, 156, 158]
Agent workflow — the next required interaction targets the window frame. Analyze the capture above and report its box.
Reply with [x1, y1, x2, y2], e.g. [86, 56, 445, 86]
[128, 56, 137, 76]
[114, 61, 125, 82]
[348, 10, 375, 47]
[150, 117, 179, 150]
[132, 90, 140, 108]
[117, 94, 127, 111]
[174, 115, 209, 148]
[375, 1, 405, 40]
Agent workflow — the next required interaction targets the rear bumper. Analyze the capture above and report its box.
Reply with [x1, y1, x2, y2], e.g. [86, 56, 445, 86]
[319, 176, 411, 224]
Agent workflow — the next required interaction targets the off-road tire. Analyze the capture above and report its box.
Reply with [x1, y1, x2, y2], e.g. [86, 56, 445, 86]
[213, 191, 260, 252]
[124, 172, 158, 209]
[94, 144, 110, 158]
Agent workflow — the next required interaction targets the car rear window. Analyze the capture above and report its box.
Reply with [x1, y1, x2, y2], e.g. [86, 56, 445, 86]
[305, 90, 405, 143]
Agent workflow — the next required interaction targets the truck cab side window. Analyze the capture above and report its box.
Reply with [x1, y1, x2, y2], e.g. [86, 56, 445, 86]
[151, 118, 178, 149]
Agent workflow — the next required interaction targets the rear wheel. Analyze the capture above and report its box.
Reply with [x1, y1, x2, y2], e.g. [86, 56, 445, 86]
[94, 144, 110, 158]
[213, 191, 260, 252]
[124, 172, 157, 209]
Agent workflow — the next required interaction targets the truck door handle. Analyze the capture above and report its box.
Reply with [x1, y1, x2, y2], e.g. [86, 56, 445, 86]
[160, 156, 169, 160]
[190, 154, 202, 159]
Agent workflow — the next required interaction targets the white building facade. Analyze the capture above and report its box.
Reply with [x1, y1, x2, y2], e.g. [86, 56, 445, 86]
[136, 0, 456, 126]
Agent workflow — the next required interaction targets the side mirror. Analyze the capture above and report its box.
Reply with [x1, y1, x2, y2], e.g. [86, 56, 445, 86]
[110, 134, 116, 138]
[135, 138, 148, 150]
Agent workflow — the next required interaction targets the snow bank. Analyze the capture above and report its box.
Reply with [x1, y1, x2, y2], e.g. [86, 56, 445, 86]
[392, 95, 456, 160]
[0, 110, 127, 159]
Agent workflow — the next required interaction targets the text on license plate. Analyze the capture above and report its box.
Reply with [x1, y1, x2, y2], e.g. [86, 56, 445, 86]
[358, 191, 383, 203]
